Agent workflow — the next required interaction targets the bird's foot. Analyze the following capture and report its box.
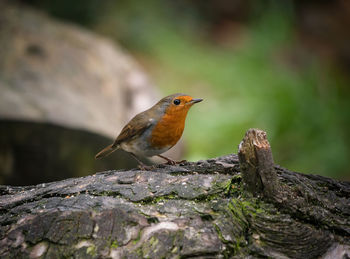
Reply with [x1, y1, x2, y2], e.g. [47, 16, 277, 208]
[164, 159, 187, 165]
[137, 164, 155, 171]
[156, 155, 187, 166]
[176, 159, 187, 165]
[164, 160, 176, 165]
[162, 159, 188, 166]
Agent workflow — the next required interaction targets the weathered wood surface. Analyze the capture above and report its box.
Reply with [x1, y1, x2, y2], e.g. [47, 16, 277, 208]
[0, 130, 349, 258]
[238, 129, 280, 199]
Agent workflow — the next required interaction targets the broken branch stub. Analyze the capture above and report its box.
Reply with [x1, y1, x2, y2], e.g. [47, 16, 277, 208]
[238, 128, 280, 199]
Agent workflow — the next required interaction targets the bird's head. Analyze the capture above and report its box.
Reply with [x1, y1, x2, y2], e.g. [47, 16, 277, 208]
[158, 93, 203, 116]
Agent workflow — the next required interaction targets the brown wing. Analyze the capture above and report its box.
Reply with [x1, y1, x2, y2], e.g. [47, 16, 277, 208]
[112, 111, 154, 147]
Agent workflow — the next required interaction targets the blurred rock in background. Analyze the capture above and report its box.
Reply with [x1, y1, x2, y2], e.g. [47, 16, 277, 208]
[0, 2, 183, 185]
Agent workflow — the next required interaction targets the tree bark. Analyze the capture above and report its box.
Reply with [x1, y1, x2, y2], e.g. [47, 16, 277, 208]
[0, 129, 349, 258]
[238, 128, 280, 199]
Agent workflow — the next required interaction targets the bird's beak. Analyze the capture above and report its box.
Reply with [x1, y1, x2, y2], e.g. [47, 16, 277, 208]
[190, 98, 203, 104]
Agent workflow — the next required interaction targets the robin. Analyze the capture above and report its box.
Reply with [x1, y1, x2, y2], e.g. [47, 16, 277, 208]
[95, 93, 203, 167]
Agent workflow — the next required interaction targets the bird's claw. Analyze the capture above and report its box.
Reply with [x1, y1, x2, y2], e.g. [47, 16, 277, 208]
[163, 159, 187, 166]
[177, 159, 187, 164]
[137, 164, 155, 171]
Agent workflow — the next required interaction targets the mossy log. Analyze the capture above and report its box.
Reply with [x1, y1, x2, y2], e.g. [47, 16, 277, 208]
[0, 129, 349, 258]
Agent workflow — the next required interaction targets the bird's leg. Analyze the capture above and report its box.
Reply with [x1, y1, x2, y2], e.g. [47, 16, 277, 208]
[129, 152, 153, 170]
[156, 154, 186, 165]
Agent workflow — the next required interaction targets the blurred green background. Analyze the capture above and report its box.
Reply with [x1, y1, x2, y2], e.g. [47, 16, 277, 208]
[24, 0, 350, 180]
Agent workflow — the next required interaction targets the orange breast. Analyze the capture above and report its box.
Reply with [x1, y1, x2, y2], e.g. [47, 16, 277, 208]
[150, 109, 188, 149]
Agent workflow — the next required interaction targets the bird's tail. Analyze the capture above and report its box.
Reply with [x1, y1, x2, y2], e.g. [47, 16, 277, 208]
[95, 144, 118, 159]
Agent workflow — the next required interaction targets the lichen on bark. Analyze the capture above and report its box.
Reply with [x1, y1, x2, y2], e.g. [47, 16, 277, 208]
[0, 150, 349, 258]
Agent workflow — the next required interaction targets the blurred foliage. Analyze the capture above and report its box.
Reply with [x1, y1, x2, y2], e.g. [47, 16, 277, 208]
[24, 0, 350, 179]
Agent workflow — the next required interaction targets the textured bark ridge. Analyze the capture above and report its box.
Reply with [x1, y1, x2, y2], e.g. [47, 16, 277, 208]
[0, 130, 349, 258]
[238, 129, 280, 198]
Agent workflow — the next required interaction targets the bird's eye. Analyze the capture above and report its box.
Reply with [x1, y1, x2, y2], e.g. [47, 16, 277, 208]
[173, 99, 181, 105]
